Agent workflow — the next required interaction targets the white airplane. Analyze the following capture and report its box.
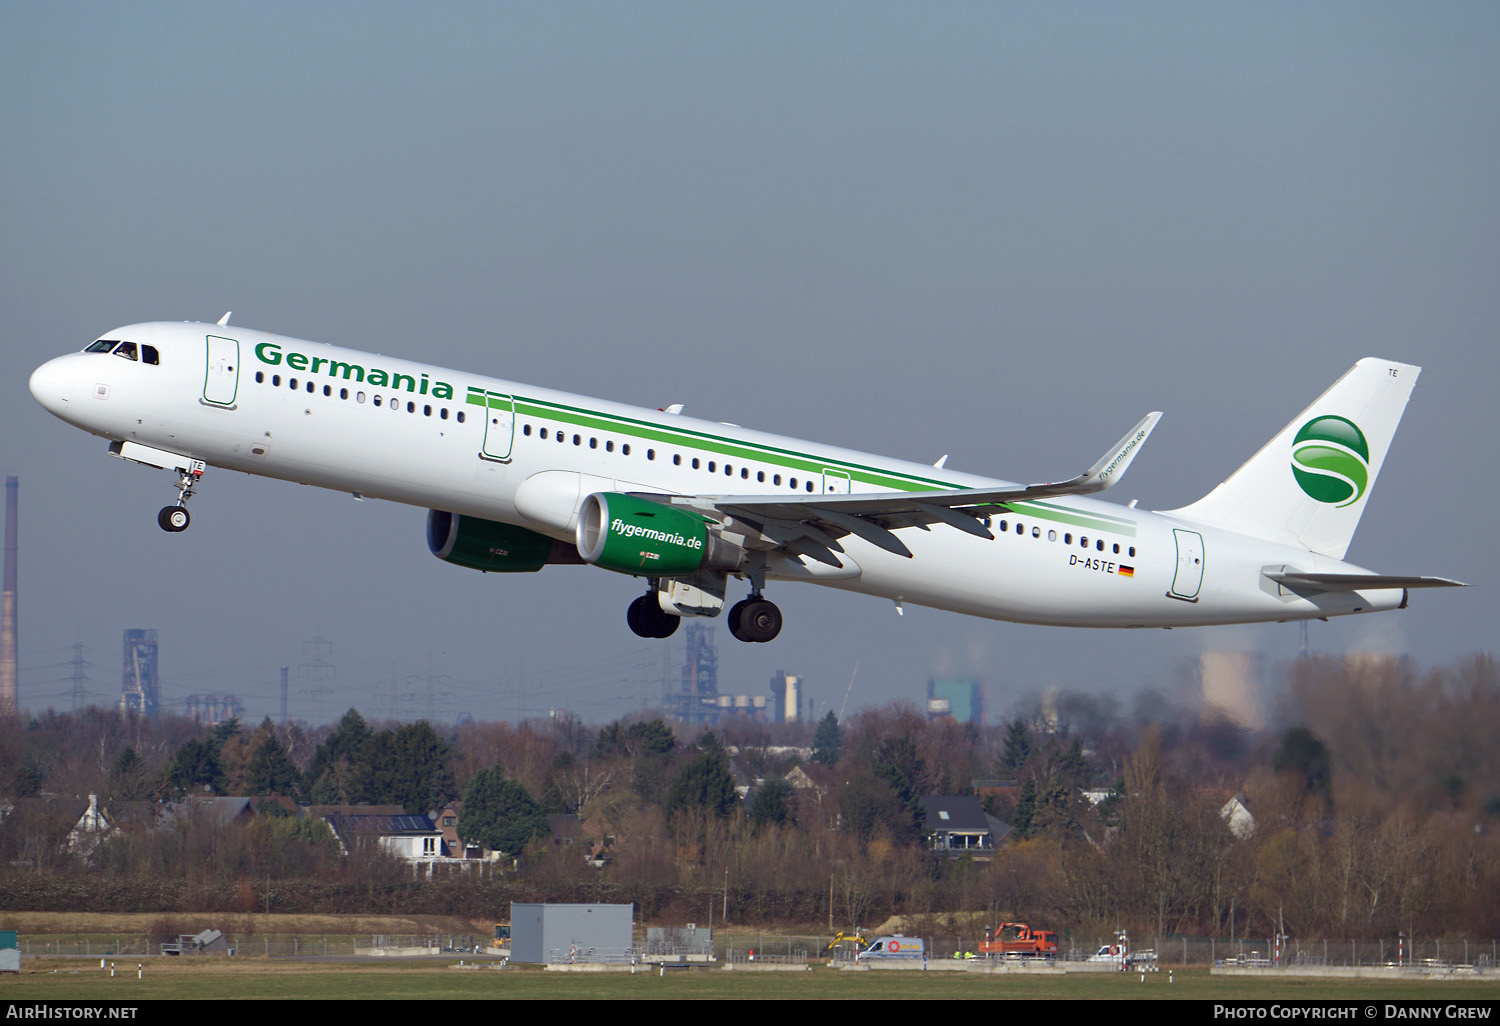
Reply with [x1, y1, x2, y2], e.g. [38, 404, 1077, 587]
[29, 318, 1462, 643]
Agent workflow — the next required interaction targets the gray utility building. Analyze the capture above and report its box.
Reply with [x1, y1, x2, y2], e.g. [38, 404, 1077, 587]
[510, 903, 634, 964]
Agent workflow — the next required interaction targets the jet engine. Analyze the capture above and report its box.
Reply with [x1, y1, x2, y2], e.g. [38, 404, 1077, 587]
[576, 492, 743, 577]
[427, 510, 582, 573]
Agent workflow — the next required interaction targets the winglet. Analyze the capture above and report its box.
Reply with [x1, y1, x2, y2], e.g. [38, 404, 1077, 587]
[1024, 412, 1162, 498]
[217, 311, 232, 326]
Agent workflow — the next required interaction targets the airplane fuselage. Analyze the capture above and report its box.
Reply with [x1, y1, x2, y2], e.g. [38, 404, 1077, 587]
[29, 321, 1417, 636]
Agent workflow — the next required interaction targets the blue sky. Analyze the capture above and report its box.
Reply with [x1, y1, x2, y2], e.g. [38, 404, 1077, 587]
[3, 3, 1495, 727]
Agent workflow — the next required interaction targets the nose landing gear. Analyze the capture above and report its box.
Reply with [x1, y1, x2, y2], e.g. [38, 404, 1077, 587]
[157, 464, 203, 533]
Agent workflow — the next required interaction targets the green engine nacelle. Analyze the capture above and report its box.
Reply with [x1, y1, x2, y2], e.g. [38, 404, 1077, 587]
[576, 492, 739, 577]
[427, 510, 581, 573]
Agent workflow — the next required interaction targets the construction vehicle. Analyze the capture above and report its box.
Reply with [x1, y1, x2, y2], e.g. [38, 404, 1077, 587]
[823, 931, 867, 954]
[978, 922, 1059, 959]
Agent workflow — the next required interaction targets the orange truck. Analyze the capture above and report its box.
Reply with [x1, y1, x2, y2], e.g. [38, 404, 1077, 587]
[978, 922, 1059, 959]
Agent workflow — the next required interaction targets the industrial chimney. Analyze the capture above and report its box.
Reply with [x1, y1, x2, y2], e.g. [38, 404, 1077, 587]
[1, 477, 17, 717]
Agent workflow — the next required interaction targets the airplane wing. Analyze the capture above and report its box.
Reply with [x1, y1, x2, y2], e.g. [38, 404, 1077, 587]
[1263, 571, 1467, 591]
[649, 412, 1162, 565]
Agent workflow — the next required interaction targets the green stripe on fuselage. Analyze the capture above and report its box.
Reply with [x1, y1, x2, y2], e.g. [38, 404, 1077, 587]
[466, 387, 952, 492]
[1001, 500, 1137, 537]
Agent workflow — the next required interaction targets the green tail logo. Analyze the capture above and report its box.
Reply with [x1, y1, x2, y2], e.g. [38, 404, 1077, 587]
[1291, 415, 1369, 507]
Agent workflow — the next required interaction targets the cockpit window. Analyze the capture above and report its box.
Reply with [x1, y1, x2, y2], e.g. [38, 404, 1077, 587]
[85, 340, 117, 353]
[141, 344, 159, 366]
[113, 342, 138, 361]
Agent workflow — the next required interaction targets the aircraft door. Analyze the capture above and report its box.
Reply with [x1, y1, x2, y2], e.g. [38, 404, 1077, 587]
[480, 391, 516, 461]
[202, 335, 239, 407]
[1169, 528, 1204, 601]
[822, 469, 851, 494]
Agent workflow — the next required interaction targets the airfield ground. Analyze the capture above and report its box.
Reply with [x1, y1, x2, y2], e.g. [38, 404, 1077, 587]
[4, 913, 1500, 1000]
[6, 956, 1500, 1001]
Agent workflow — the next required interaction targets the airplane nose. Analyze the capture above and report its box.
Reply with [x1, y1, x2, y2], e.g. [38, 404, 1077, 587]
[29, 356, 74, 415]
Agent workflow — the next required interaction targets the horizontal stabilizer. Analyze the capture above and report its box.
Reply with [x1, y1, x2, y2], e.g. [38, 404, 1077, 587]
[1264, 571, 1466, 592]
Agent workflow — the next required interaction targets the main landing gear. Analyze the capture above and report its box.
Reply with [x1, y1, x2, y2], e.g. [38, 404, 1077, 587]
[627, 593, 680, 639]
[625, 588, 783, 643]
[157, 465, 203, 533]
[727, 594, 782, 644]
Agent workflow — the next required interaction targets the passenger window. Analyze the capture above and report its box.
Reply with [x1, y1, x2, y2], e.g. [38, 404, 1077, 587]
[1096, 539, 1104, 551]
[1112, 543, 1120, 554]
[540, 428, 548, 439]
[407, 401, 416, 413]
[289, 377, 298, 389]
[340, 388, 349, 399]
[255, 371, 264, 384]
[756, 471, 764, 482]
[1064, 533, 1072, 544]
[1032, 526, 1040, 538]
[1129, 546, 1136, 557]
[440, 408, 448, 420]
[325, 385, 333, 397]
[1048, 530, 1057, 542]
[647, 449, 656, 460]
[773, 474, 781, 485]
[1080, 536, 1088, 548]
[590, 437, 597, 449]
[273, 375, 281, 386]
[789, 477, 797, 489]
[357, 392, 366, 403]
[672, 454, 681, 465]
[308, 381, 316, 393]
[374, 395, 382, 407]
[456, 411, 465, 423]
[606, 440, 614, 452]
[692, 457, 699, 469]
[424, 405, 432, 416]
[806, 481, 814, 492]
[573, 434, 581, 445]
[709, 461, 717, 472]
[622, 444, 631, 455]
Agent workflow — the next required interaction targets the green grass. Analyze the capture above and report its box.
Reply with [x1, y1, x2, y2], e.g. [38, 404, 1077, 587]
[6, 961, 1500, 1001]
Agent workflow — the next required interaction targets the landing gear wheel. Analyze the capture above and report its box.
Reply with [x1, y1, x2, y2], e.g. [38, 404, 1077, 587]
[158, 505, 190, 533]
[627, 595, 680, 639]
[733, 598, 782, 643]
[727, 599, 752, 643]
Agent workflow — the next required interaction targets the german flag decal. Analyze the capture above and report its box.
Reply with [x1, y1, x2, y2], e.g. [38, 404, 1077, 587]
[1118, 565, 1135, 578]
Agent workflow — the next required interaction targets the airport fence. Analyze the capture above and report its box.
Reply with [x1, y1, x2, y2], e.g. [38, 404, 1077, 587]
[16, 931, 1500, 972]
[861, 932, 1500, 971]
[14, 933, 485, 958]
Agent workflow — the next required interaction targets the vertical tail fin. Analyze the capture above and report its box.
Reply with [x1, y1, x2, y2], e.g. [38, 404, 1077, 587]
[1164, 358, 1419, 559]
